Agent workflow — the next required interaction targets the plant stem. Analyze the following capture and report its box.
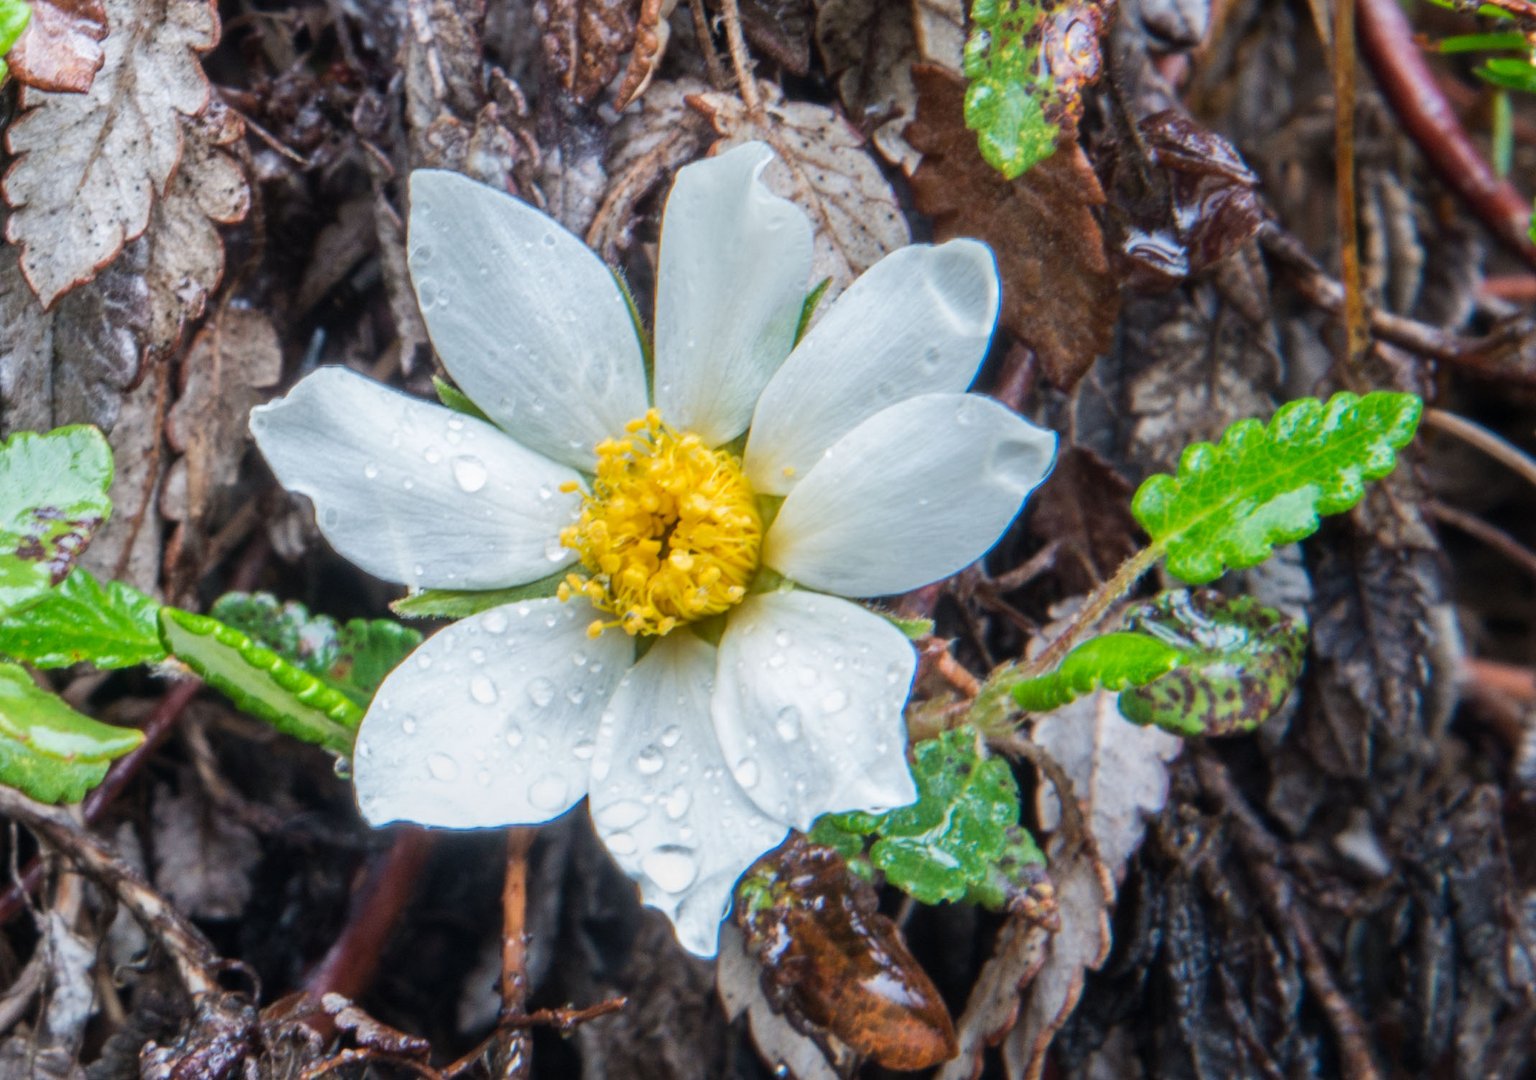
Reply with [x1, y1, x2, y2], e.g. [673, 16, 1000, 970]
[1018, 544, 1163, 680]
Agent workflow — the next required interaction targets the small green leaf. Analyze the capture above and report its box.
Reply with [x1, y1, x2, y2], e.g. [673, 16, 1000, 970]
[0, 427, 114, 616]
[391, 568, 568, 619]
[1118, 590, 1306, 737]
[962, 0, 1059, 179]
[158, 608, 362, 755]
[1011, 632, 1186, 712]
[209, 592, 420, 708]
[431, 377, 491, 423]
[1132, 391, 1422, 584]
[793, 278, 833, 345]
[1477, 57, 1536, 95]
[0, 570, 164, 669]
[1436, 31, 1528, 54]
[809, 726, 1044, 909]
[0, 662, 143, 804]
[879, 611, 934, 640]
[0, 0, 29, 83]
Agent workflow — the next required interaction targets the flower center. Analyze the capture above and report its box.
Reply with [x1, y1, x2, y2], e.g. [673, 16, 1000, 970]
[558, 410, 762, 638]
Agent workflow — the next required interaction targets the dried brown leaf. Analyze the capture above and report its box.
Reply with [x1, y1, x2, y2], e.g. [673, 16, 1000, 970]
[733, 0, 813, 75]
[717, 922, 852, 1080]
[814, 0, 920, 172]
[0, 241, 55, 436]
[912, 0, 963, 70]
[149, 785, 261, 920]
[2, 0, 221, 308]
[539, 0, 639, 105]
[691, 86, 909, 298]
[934, 909, 1053, 1080]
[6, 0, 107, 93]
[906, 66, 1118, 390]
[614, 0, 676, 108]
[404, 0, 486, 132]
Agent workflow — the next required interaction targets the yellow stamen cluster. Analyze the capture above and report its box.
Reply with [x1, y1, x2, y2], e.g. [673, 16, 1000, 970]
[558, 410, 763, 638]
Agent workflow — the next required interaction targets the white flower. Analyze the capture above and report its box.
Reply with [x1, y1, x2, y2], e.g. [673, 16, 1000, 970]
[249, 142, 1056, 957]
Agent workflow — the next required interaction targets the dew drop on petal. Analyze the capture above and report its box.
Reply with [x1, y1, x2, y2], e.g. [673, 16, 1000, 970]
[572, 739, 595, 761]
[635, 746, 665, 775]
[732, 759, 760, 789]
[598, 799, 648, 831]
[821, 689, 849, 713]
[363, 463, 379, 480]
[545, 537, 568, 562]
[774, 630, 792, 648]
[427, 753, 459, 781]
[401, 716, 418, 735]
[659, 725, 682, 748]
[565, 686, 586, 706]
[505, 725, 524, 748]
[606, 832, 638, 856]
[452, 455, 488, 493]
[642, 846, 698, 893]
[661, 785, 691, 819]
[527, 678, 556, 708]
[476, 770, 491, 787]
[482, 610, 508, 634]
[767, 653, 785, 670]
[470, 675, 497, 704]
[774, 706, 802, 742]
[529, 775, 570, 810]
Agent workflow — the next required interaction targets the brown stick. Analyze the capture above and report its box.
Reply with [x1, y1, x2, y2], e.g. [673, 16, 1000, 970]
[1335, 0, 1370, 369]
[1355, 0, 1536, 270]
[1424, 499, 1536, 582]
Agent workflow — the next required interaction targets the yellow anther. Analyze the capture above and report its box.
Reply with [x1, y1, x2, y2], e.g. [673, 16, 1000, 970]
[558, 411, 763, 637]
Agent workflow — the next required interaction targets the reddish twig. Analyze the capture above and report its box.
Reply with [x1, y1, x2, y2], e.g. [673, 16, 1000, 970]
[1335, 0, 1370, 370]
[1356, 0, 1536, 270]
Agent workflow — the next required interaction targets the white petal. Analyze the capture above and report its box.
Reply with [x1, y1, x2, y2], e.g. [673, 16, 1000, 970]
[589, 632, 788, 957]
[408, 170, 648, 471]
[353, 599, 632, 828]
[744, 241, 999, 495]
[764, 393, 1057, 597]
[652, 142, 813, 445]
[250, 367, 583, 590]
[712, 591, 917, 831]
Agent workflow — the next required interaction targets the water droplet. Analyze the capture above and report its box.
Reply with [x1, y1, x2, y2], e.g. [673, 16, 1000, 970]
[733, 759, 760, 789]
[476, 769, 491, 786]
[427, 753, 459, 781]
[402, 716, 418, 735]
[469, 647, 486, 664]
[955, 402, 976, 426]
[660, 725, 682, 748]
[333, 757, 352, 780]
[505, 725, 524, 748]
[412, 563, 426, 579]
[571, 651, 588, 668]
[402, 478, 416, 491]
[572, 739, 595, 760]
[423, 446, 443, 466]
[774, 706, 802, 741]
[821, 689, 849, 713]
[767, 652, 785, 670]
[598, 799, 647, 830]
[545, 538, 568, 562]
[542, 232, 558, 247]
[527, 678, 556, 707]
[363, 463, 379, 479]
[886, 662, 907, 686]
[529, 774, 569, 810]
[635, 746, 665, 775]
[481, 610, 508, 633]
[537, 483, 554, 502]
[606, 832, 638, 855]
[642, 846, 698, 893]
[662, 785, 691, 819]
[920, 345, 944, 374]
[774, 629, 793, 648]
[470, 675, 497, 704]
[452, 455, 488, 492]
[416, 653, 434, 670]
[565, 687, 586, 706]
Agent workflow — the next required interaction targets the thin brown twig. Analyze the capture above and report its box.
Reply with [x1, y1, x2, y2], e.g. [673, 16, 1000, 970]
[1423, 407, 1536, 493]
[1424, 499, 1536, 581]
[689, 0, 729, 90]
[1334, 0, 1370, 371]
[493, 827, 537, 1079]
[718, 0, 760, 111]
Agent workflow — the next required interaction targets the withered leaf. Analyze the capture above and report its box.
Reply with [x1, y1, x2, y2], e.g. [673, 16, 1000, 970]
[814, 0, 920, 172]
[150, 785, 261, 920]
[539, 0, 638, 105]
[2, 0, 221, 308]
[691, 86, 909, 298]
[6, 0, 108, 93]
[906, 65, 1118, 390]
[717, 922, 849, 1080]
[613, 0, 674, 108]
[912, 0, 964, 70]
[732, 0, 813, 75]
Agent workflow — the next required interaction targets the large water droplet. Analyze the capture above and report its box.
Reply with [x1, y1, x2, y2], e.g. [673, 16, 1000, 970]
[660, 725, 682, 748]
[363, 463, 380, 480]
[572, 739, 595, 760]
[598, 799, 648, 830]
[774, 706, 802, 741]
[482, 610, 508, 634]
[733, 759, 760, 789]
[470, 675, 498, 704]
[527, 677, 556, 707]
[565, 686, 586, 706]
[529, 774, 569, 810]
[821, 689, 849, 713]
[642, 846, 699, 893]
[635, 746, 665, 775]
[606, 831, 638, 855]
[662, 785, 691, 819]
[505, 725, 524, 748]
[402, 716, 418, 735]
[452, 455, 488, 492]
[427, 753, 459, 781]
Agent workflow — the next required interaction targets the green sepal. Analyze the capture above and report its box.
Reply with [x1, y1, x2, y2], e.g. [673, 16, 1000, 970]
[808, 726, 1045, 909]
[962, 0, 1061, 179]
[1117, 590, 1306, 737]
[793, 278, 833, 345]
[390, 567, 569, 619]
[0, 662, 143, 804]
[1132, 391, 1422, 584]
[431, 377, 491, 423]
[208, 592, 420, 708]
[878, 610, 934, 640]
[158, 608, 362, 756]
[1478, 57, 1536, 95]
[1011, 631, 1186, 712]
[0, 426, 114, 617]
[0, 570, 164, 670]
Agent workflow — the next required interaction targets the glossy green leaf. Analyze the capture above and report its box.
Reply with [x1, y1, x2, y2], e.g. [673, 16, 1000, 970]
[431, 376, 491, 423]
[1436, 31, 1527, 54]
[1117, 590, 1306, 737]
[809, 726, 1044, 909]
[0, 0, 29, 83]
[158, 608, 362, 755]
[1132, 391, 1422, 584]
[209, 592, 420, 708]
[0, 662, 143, 804]
[962, 0, 1058, 179]
[0, 427, 113, 616]
[1011, 632, 1186, 712]
[0, 570, 163, 669]
[1478, 57, 1536, 95]
[391, 568, 568, 619]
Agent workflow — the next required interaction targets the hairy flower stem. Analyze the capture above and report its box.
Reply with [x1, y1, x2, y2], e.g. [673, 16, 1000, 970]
[1018, 543, 1163, 680]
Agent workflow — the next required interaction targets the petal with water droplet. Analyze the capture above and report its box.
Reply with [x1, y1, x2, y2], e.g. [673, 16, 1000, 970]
[250, 368, 585, 590]
[589, 632, 787, 957]
[713, 591, 918, 831]
[763, 394, 1057, 597]
[745, 241, 999, 495]
[353, 598, 632, 828]
[407, 171, 648, 471]
[653, 143, 813, 446]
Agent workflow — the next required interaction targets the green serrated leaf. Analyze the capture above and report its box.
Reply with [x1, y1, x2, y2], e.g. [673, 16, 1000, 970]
[1132, 391, 1422, 584]
[391, 568, 568, 619]
[809, 727, 1044, 909]
[208, 592, 420, 708]
[0, 427, 114, 616]
[1011, 632, 1186, 712]
[431, 376, 491, 423]
[962, 0, 1059, 179]
[159, 608, 362, 755]
[0, 662, 143, 804]
[1117, 590, 1306, 737]
[0, 570, 164, 670]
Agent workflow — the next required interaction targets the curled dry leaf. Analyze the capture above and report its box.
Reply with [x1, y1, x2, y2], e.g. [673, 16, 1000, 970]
[717, 922, 851, 1080]
[906, 65, 1117, 390]
[538, 0, 638, 106]
[690, 85, 909, 298]
[6, 0, 108, 94]
[2, 0, 221, 309]
[814, 0, 920, 173]
[614, 0, 676, 108]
